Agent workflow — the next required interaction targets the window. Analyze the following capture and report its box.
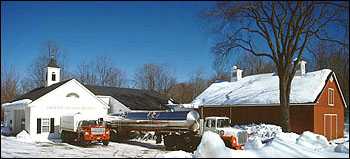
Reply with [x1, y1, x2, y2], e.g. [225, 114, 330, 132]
[328, 88, 334, 106]
[42, 118, 50, 133]
[217, 119, 230, 128]
[66, 93, 79, 98]
[205, 120, 210, 128]
[210, 120, 216, 128]
[52, 72, 56, 81]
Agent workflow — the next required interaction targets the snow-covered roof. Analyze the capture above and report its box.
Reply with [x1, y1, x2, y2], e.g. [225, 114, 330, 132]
[2, 99, 32, 107]
[192, 69, 333, 107]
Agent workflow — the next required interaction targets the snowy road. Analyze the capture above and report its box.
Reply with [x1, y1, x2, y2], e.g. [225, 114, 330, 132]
[1, 135, 170, 158]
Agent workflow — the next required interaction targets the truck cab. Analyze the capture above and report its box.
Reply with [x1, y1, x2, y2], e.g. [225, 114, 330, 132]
[204, 117, 231, 134]
[60, 114, 110, 146]
[203, 117, 248, 149]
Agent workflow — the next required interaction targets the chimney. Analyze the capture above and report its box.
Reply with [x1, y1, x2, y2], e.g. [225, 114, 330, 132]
[295, 60, 307, 76]
[231, 65, 243, 82]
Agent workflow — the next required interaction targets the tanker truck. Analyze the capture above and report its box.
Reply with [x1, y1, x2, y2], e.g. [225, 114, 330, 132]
[105, 110, 248, 151]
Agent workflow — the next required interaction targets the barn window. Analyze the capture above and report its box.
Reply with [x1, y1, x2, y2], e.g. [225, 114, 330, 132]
[66, 93, 79, 98]
[42, 118, 50, 133]
[328, 88, 334, 106]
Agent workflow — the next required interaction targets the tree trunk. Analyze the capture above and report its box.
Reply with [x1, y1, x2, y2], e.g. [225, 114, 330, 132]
[279, 75, 291, 132]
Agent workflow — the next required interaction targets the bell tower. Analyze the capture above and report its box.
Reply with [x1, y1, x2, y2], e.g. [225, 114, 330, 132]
[45, 52, 60, 87]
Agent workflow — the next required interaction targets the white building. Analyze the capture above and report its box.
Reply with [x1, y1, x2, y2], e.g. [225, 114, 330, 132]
[2, 57, 170, 137]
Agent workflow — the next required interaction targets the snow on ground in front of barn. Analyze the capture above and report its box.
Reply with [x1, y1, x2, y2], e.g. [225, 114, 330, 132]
[161, 124, 349, 158]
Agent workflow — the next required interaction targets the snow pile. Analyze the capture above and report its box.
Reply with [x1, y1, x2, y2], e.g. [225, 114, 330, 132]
[192, 69, 331, 107]
[158, 150, 193, 158]
[296, 131, 330, 151]
[15, 130, 53, 143]
[275, 132, 300, 143]
[244, 136, 264, 150]
[234, 124, 282, 142]
[194, 131, 232, 158]
[334, 142, 349, 154]
[16, 130, 34, 143]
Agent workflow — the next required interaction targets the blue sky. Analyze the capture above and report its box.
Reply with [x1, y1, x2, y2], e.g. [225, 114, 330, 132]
[1, 1, 216, 82]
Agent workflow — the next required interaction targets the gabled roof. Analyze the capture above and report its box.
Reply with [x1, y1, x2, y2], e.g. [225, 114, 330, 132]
[11, 79, 71, 102]
[84, 85, 168, 110]
[7, 79, 169, 111]
[192, 69, 336, 107]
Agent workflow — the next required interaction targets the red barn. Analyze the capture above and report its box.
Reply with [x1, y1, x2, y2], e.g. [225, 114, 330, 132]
[193, 62, 346, 140]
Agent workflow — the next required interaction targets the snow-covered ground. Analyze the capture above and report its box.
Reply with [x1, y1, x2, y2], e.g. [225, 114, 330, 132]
[2, 124, 348, 158]
[162, 124, 349, 158]
[1, 131, 170, 158]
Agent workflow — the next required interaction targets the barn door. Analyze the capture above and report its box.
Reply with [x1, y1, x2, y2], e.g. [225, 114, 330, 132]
[324, 114, 338, 140]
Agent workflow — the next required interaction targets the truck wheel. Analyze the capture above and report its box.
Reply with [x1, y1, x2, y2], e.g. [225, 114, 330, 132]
[183, 135, 200, 152]
[78, 134, 88, 146]
[164, 135, 177, 150]
[102, 141, 109, 146]
[61, 131, 68, 143]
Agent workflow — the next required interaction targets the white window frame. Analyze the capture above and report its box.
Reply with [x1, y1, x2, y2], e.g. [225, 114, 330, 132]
[328, 88, 334, 106]
[42, 118, 50, 133]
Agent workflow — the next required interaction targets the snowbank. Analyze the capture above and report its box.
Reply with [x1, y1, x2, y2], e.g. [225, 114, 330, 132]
[234, 124, 282, 142]
[16, 130, 34, 143]
[194, 131, 232, 158]
[15, 130, 53, 143]
[296, 131, 330, 151]
[275, 132, 300, 143]
[244, 136, 264, 150]
[334, 142, 349, 154]
[158, 151, 193, 158]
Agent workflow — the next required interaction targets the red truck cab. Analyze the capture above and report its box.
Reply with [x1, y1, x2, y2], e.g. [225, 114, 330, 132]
[77, 119, 110, 146]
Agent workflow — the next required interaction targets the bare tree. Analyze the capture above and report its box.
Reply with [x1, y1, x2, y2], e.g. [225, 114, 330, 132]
[239, 53, 275, 76]
[310, 41, 349, 105]
[1, 65, 20, 121]
[76, 59, 97, 85]
[189, 68, 209, 99]
[21, 41, 70, 92]
[1, 65, 20, 103]
[75, 56, 127, 87]
[168, 83, 194, 103]
[95, 56, 127, 87]
[134, 63, 176, 96]
[204, 1, 349, 131]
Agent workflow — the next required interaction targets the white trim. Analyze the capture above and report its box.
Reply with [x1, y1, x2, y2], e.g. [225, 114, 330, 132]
[323, 114, 338, 139]
[328, 88, 334, 106]
[331, 73, 348, 108]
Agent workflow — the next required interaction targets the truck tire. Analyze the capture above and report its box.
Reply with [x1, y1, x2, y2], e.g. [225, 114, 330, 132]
[102, 140, 109, 146]
[164, 135, 178, 150]
[61, 131, 68, 143]
[78, 133, 88, 146]
[182, 135, 199, 152]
